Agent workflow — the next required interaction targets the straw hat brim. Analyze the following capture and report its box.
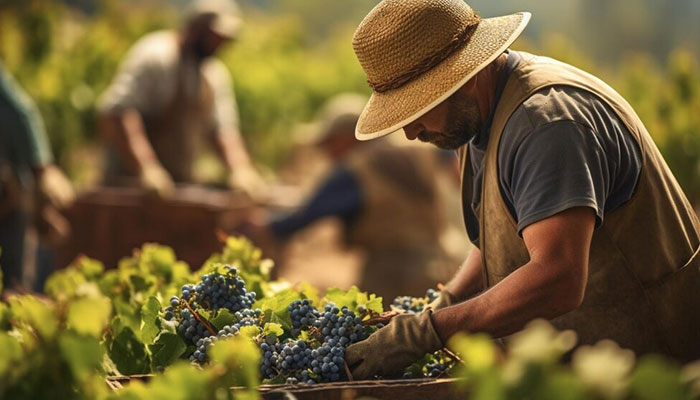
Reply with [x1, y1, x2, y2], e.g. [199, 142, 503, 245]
[355, 12, 531, 140]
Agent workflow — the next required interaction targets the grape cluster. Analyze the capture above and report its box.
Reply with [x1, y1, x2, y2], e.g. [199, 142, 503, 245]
[191, 325, 239, 363]
[175, 308, 212, 346]
[288, 299, 321, 336]
[191, 266, 256, 312]
[392, 288, 441, 314]
[426, 360, 449, 378]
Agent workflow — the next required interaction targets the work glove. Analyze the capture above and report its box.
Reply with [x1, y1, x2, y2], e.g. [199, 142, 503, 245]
[139, 163, 175, 198]
[37, 165, 75, 209]
[345, 310, 443, 380]
[426, 289, 456, 311]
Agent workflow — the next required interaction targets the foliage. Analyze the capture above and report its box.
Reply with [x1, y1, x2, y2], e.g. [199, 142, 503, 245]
[448, 320, 699, 400]
[1, 237, 699, 398]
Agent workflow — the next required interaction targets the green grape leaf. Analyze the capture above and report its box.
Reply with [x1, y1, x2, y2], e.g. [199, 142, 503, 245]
[149, 332, 187, 369]
[211, 309, 235, 331]
[324, 286, 383, 314]
[67, 295, 112, 337]
[239, 325, 261, 338]
[262, 323, 283, 338]
[254, 289, 299, 330]
[116, 361, 211, 400]
[210, 335, 260, 389]
[0, 302, 10, 329]
[108, 326, 151, 375]
[9, 295, 58, 339]
[58, 332, 103, 380]
[139, 296, 161, 345]
[298, 282, 320, 306]
[448, 332, 497, 372]
[630, 355, 690, 400]
[0, 332, 22, 376]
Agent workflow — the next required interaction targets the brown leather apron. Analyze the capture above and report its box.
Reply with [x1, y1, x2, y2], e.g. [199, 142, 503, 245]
[142, 58, 215, 182]
[459, 52, 700, 362]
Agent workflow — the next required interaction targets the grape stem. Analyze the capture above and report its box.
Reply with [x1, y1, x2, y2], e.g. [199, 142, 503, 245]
[182, 301, 218, 336]
[441, 347, 464, 365]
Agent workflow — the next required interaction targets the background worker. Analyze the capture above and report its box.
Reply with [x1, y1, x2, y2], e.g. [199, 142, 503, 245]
[0, 61, 75, 291]
[346, 0, 700, 379]
[250, 93, 460, 305]
[97, 0, 263, 198]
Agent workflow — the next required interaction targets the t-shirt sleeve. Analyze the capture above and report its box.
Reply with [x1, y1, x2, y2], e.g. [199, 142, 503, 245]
[503, 120, 608, 233]
[97, 41, 159, 115]
[268, 165, 363, 238]
[203, 59, 240, 136]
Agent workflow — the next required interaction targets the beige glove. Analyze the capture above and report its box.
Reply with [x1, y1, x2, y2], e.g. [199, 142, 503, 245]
[37, 165, 75, 209]
[345, 311, 443, 380]
[426, 289, 456, 311]
[139, 163, 175, 198]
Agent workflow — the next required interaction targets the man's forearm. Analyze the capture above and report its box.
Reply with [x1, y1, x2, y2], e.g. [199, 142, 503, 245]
[432, 257, 585, 343]
[443, 247, 484, 300]
[99, 109, 159, 173]
[213, 129, 253, 172]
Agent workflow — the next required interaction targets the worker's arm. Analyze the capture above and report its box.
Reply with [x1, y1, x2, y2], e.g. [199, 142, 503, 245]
[212, 127, 264, 196]
[432, 206, 594, 341]
[443, 246, 484, 301]
[347, 206, 594, 379]
[99, 109, 173, 196]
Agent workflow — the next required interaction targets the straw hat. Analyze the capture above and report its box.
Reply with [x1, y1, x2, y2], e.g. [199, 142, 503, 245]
[185, 0, 243, 39]
[352, 0, 530, 140]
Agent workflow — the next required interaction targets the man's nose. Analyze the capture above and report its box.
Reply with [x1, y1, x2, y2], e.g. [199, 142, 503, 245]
[403, 122, 422, 140]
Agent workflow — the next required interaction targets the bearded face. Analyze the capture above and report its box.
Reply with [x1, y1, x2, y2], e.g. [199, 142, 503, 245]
[415, 94, 482, 150]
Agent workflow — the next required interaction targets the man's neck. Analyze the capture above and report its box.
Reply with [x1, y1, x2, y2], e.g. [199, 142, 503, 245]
[475, 54, 508, 125]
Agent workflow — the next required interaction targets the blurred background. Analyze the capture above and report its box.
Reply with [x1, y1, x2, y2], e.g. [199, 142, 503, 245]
[1, 0, 699, 298]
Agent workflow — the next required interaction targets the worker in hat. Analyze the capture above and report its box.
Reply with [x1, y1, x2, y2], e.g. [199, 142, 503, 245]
[97, 0, 263, 198]
[250, 93, 459, 305]
[345, 0, 700, 379]
[0, 61, 75, 291]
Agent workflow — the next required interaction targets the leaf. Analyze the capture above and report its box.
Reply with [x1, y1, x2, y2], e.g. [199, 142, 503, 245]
[324, 286, 383, 314]
[0, 331, 22, 376]
[239, 325, 261, 338]
[9, 295, 58, 339]
[109, 326, 151, 375]
[58, 332, 103, 380]
[149, 332, 187, 370]
[211, 309, 235, 331]
[298, 282, 319, 305]
[139, 296, 161, 345]
[448, 332, 497, 372]
[254, 289, 299, 330]
[210, 335, 260, 390]
[262, 323, 283, 338]
[629, 355, 691, 400]
[67, 295, 112, 337]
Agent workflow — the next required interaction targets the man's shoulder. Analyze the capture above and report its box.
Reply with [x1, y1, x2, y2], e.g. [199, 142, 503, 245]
[126, 30, 179, 67]
[202, 58, 232, 86]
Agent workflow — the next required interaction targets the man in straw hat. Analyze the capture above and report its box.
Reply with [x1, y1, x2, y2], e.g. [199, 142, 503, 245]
[345, 0, 700, 379]
[98, 0, 263, 198]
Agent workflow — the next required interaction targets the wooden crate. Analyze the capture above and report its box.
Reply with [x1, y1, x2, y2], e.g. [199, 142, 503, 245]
[56, 185, 255, 269]
[106, 375, 467, 400]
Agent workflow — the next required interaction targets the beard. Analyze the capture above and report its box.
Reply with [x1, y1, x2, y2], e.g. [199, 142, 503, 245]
[416, 95, 482, 150]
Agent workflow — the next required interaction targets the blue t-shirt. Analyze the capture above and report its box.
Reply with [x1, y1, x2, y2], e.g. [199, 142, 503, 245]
[465, 51, 642, 245]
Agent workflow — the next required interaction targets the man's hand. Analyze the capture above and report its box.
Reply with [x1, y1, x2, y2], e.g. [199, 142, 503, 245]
[426, 289, 455, 311]
[36, 165, 75, 209]
[227, 167, 266, 200]
[139, 163, 175, 198]
[345, 311, 443, 380]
